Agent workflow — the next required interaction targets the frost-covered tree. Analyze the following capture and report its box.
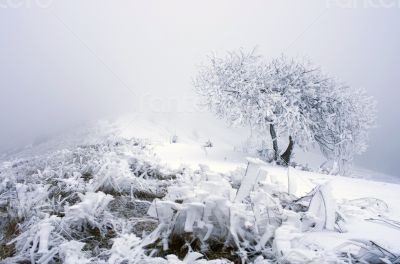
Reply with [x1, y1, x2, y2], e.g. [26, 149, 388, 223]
[194, 50, 376, 173]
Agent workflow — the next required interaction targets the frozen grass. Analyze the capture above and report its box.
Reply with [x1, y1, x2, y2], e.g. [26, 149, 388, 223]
[1, 132, 400, 263]
[0, 138, 176, 263]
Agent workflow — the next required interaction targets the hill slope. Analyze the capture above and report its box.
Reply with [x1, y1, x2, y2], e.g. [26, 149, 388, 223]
[1, 115, 399, 263]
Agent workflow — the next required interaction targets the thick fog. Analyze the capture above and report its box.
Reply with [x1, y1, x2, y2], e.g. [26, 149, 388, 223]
[0, 0, 399, 175]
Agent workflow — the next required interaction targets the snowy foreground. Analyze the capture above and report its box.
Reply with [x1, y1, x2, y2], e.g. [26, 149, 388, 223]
[1, 116, 400, 264]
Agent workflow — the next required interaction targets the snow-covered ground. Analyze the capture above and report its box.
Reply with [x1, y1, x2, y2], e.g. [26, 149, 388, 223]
[1, 114, 399, 263]
[122, 115, 400, 260]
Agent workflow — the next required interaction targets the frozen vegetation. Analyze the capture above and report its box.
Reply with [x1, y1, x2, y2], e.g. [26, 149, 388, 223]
[0, 117, 399, 264]
[194, 51, 376, 175]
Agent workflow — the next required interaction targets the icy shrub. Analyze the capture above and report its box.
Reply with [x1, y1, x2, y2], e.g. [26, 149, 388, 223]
[108, 233, 142, 263]
[171, 134, 178, 144]
[64, 191, 114, 229]
[59, 240, 91, 264]
[203, 140, 213, 148]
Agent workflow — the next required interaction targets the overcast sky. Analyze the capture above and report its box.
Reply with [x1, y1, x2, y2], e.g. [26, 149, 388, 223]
[0, 0, 399, 175]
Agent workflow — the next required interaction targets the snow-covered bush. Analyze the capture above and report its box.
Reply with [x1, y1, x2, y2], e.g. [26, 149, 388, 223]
[107, 233, 143, 263]
[171, 134, 178, 144]
[59, 240, 91, 264]
[203, 140, 213, 148]
[64, 191, 114, 230]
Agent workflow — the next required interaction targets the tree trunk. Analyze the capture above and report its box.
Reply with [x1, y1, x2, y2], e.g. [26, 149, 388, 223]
[280, 136, 294, 166]
[269, 124, 279, 161]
